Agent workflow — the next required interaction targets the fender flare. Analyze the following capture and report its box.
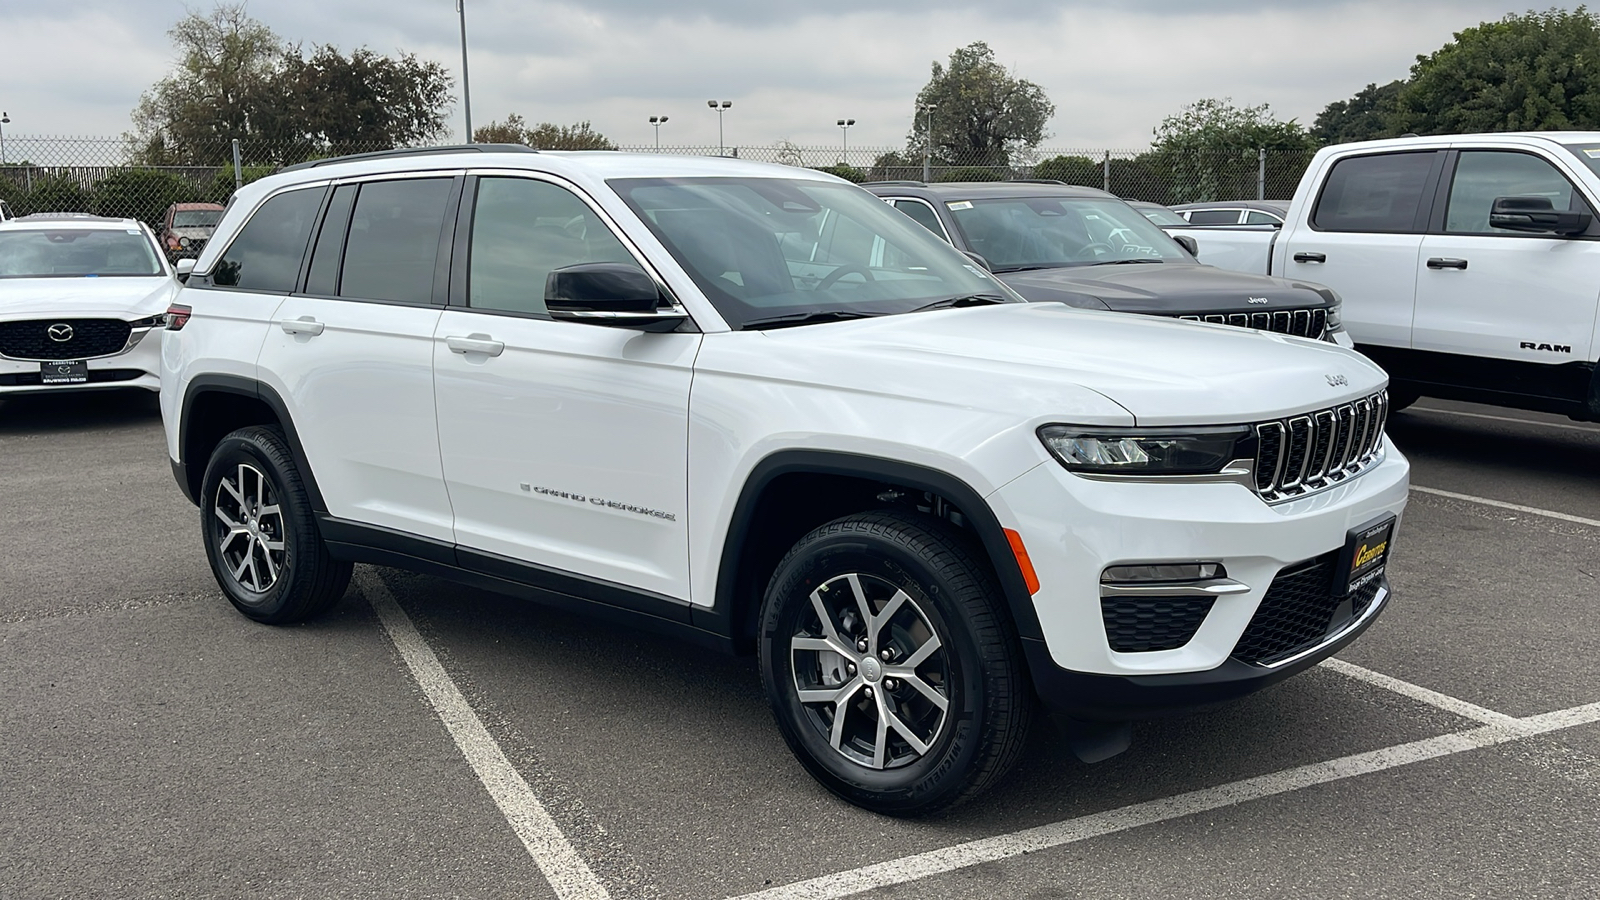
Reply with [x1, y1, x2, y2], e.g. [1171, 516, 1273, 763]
[695, 449, 1044, 645]
[177, 374, 326, 512]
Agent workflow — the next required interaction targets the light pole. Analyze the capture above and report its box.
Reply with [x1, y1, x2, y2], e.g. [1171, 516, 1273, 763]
[0, 111, 9, 166]
[836, 118, 855, 166]
[649, 115, 669, 151]
[919, 103, 936, 182]
[706, 100, 732, 156]
[456, 0, 473, 140]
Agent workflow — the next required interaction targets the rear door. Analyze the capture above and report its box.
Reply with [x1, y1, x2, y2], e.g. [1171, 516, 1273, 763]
[255, 174, 460, 543]
[1412, 148, 1600, 395]
[1278, 149, 1444, 349]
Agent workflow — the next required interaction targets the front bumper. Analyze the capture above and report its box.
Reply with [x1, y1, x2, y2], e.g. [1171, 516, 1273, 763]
[0, 327, 161, 394]
[992, 439, 1409, 717]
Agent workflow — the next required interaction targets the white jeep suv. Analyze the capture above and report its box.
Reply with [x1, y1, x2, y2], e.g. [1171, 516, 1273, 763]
[160, 146, 1409, 815]
[1, 214, 175, 395]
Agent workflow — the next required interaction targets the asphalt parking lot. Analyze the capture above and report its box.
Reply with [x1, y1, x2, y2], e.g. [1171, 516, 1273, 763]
[3, 390, 1598, 899]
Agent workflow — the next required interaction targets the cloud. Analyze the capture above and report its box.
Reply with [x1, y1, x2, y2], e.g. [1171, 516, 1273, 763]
[0, 0, 1584, 153]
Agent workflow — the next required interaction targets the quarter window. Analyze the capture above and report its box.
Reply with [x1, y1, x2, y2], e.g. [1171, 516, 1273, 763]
[339, 178, 453, 305]
[467, 177, 637, 316]
[1245, 210, 1282, 226]
[212, 187, 325, 291]
[1445, 151, 1593, 234]
[1312, 151, 1436, 233]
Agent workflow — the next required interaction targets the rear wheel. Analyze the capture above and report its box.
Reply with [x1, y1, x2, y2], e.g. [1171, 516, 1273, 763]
[758, 510, 1031, 816]
[200, 425, 350, 624]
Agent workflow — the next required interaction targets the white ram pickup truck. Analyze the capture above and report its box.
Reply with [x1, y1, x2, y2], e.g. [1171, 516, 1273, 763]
[1171, 132, 1600, 417]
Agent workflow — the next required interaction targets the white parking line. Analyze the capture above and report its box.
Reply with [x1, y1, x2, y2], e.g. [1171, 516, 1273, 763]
[729, 701, 1600, 900]
[1412, 485, 1600, 530]
[1320, 657, 1521, 727]
[360, 569, 611, 900]
[1407, 406, 1600, 435]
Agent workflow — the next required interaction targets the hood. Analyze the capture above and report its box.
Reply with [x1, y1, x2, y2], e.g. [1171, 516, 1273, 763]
[741, 302, 1385, 427]
[998, 262, 1335, 314]
[0, 276, 176, 320]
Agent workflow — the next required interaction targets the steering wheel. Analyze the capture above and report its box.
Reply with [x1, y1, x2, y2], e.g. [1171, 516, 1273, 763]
[818, 264, 876, 289]
[1078, 242, 1115, 260]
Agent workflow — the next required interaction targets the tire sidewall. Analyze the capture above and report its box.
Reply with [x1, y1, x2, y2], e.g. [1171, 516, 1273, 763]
[200, 429, 304, 621]
[759, 524, 990, 813]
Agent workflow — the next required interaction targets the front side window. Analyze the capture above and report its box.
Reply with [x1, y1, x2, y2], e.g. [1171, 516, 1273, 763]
[213, 187, 325, 291]
[468, 177, 636, 316]
[0, 228, 162, 278]
[1312, 151, 1436, 233]
[946, 197, 1191, 271]
[610, 177, 1010, 329]
[1445, 151, 1592, 234]
[339, 178, 453, 305]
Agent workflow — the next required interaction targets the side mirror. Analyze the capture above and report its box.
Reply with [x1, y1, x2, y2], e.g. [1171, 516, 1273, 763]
[1172, 234, 1200, 257]
[545, 262, 686, 330]
[1489, 196, 1592, 235]
[174, 258, 196, 283]
[959, 249, 992, 272]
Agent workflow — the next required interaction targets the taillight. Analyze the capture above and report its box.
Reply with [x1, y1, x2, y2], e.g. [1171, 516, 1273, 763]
[166, 303, 192, 330]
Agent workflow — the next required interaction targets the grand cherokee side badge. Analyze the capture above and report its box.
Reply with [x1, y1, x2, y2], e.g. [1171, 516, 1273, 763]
[1326, 374, 1348, 387]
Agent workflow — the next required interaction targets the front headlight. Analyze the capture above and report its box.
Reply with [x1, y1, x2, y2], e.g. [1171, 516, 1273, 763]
[129, 314, 169, 329]
[1324, 291, 1344, 330]
[1038, 425, 1255, 475]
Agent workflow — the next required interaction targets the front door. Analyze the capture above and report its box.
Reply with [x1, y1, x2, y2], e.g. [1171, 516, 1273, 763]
[1412, 149, 1600, 397]
[433, 174, 700, 602]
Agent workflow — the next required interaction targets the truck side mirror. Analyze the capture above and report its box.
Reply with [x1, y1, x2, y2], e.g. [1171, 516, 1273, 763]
[1489, 196, 1592, 235]
[1172, 234, 1199, 257]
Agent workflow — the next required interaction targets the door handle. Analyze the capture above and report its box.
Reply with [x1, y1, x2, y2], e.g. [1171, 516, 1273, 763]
[1292, 251, 1326, 264]
[278, 316, 324, 336]
[1426, 257, 1469, 270]
[446, 334, 505, 357]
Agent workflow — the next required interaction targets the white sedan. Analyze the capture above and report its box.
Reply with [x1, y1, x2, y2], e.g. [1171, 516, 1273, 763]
[0, 214, 177, 395]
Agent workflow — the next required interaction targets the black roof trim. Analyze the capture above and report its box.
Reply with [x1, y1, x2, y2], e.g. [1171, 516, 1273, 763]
[279, 144, 539, 173]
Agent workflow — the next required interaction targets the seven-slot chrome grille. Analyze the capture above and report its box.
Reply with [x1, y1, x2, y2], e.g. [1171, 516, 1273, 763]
[1177, 308, 1328, 341]
[1253, 390, 1388, 502]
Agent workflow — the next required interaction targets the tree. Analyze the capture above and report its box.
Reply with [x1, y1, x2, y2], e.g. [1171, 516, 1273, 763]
[472, 115, 616, 150]
[1031, 154, 1103, 186]
[1312, 80, 1406, 145]
[1391, 7, 1600, 134]
[908, 42, 1054, 168]
[1151, 98, 1317, 202]
[129, 3, 454, 163]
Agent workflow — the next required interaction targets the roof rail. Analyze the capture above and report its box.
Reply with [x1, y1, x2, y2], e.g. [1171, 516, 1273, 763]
[15, 212, 126, 222]
[278, 143, 539, 173]
[862, 179, 927, 186]
[1010, 179, 1069, 185]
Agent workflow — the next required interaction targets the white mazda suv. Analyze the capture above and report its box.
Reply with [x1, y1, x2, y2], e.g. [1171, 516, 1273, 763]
[0, 214, 175, 395]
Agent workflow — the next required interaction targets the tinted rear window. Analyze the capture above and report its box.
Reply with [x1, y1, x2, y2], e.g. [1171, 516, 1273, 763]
[1186, 209, 1241, 225]
[1312, 152, 1436, 233]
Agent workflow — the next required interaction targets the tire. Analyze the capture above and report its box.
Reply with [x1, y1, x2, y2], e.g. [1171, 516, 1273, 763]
[758, 510, 1032, 816]
[199, 425, 351, 624]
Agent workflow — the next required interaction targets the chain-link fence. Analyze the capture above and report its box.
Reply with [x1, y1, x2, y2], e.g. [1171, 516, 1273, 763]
[0, 135, 1318, 237]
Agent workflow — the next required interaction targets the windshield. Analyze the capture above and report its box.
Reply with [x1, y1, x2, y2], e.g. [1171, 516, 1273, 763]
[172, 210, 222, 228]
[0, 228, 163, 278]
[946, 197, 1193, 271]
[609, 177, 1015, 329]
[1136, 204, 1191, 227]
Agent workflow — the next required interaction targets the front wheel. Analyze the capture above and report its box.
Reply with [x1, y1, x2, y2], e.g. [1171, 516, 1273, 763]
[200, 425, 351, 624]
[758, 511, 1032, 816]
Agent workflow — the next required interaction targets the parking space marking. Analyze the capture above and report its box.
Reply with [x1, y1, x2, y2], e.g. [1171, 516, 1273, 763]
[1406, 406, 1600, 435]
[1412, 485, 1600, 530]
[1319, 658, 1521, 727]
[730, 700, 1600, 900]
[360, 569, 611, 900]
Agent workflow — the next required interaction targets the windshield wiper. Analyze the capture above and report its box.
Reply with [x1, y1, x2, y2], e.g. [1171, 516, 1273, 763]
[990, 264, 1060, 273]
[1092, 258, 1165, 265]
[741, 310, 883, 330]
[907, 293, 1014, 313]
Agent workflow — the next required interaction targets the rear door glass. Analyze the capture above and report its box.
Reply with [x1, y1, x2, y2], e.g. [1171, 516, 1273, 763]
[339, 178, 453, 304]
[1312, 152, 1436, 233]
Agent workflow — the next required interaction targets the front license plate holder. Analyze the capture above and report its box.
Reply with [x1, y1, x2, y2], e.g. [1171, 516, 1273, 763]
[41, 360, 89, 384]
[1334, 514, 1395, 596]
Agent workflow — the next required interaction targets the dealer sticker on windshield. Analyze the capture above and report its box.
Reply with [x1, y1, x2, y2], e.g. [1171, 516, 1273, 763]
[946, 201, 973, 210]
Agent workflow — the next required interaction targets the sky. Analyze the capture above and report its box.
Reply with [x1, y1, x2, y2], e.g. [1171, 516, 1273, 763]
[0, 0, 1585, 152]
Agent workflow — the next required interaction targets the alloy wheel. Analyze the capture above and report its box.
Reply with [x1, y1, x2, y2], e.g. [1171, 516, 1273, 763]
[213, 462, 287, 593]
